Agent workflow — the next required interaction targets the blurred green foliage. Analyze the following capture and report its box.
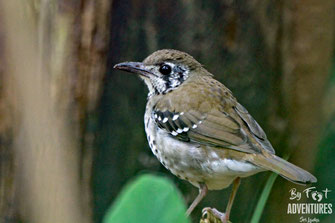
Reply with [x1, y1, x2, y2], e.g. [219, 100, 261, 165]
[314, 117, 335, 223]
[313, 62, 335, 222]
[103, 174, 189, 223]
[250, 172, 278, 223]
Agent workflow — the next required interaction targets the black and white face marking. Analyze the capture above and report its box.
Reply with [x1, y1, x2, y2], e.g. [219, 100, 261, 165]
[141, 62, 189, 97]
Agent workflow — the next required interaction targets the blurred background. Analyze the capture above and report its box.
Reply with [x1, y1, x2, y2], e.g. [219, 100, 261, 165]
[0, 0, 334, 222]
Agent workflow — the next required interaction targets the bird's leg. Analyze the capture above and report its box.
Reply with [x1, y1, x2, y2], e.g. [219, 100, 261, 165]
[224, 177, 240, 221]
[186, 183, 208, 216]
[202, 177, 241, 223]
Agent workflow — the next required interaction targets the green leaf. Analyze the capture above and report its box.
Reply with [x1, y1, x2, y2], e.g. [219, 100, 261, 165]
[250, 172, 278, 223]
[103, 174, 190, 223]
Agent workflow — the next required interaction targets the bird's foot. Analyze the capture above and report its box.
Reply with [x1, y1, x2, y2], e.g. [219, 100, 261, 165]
[201, 207, 231, 223]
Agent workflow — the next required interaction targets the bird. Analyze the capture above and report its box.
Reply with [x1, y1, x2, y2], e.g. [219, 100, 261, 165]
[114, 49, 317, 222]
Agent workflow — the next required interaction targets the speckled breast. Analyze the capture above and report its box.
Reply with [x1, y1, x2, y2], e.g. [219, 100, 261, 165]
[143, 100, 261, 190]
[144, 102, 204, 188]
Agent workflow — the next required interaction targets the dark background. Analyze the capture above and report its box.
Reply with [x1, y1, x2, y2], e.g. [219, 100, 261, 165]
[94, 1, 335, 222]
[1, 0, 334, 223]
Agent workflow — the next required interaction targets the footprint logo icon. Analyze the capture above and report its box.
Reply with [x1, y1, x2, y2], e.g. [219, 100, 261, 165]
[311, 191, 323, 202]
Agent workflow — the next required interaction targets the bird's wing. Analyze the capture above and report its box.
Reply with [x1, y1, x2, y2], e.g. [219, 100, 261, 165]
[153, 106, 274, 154]
[153, 107, 259, 153]
[233, 102, 275, 153]
[152, 79, 275, 154]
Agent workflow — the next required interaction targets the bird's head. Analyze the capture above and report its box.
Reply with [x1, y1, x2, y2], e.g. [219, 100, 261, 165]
[114, 49, 208, 97]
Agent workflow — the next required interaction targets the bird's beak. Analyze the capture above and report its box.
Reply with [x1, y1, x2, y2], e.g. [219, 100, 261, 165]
[113, 62, 155, 78]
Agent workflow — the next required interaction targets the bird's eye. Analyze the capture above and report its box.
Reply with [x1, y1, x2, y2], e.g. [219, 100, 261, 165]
[159, 64, 172, 75]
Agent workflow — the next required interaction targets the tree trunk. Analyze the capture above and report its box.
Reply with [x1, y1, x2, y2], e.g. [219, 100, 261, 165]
[254, 0, 335, 221]
[0, 0, 110, 222]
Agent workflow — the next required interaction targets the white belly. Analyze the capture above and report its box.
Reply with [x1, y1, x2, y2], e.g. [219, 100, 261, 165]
[144, 111, 261, 190]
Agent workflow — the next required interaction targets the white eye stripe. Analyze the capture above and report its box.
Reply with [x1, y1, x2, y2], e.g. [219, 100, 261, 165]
[158, 116, 162, 121]
[164, 62, 175, 68]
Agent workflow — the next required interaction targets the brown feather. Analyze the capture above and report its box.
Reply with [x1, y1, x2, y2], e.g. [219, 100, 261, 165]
[247, 153, 317, 184]
[153, 74, 274, 154]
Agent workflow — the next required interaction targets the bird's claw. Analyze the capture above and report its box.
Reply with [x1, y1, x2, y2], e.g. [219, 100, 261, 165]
[201, 207, 231, 223]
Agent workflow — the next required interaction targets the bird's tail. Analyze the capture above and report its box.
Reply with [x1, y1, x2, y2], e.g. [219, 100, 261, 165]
[251, 154, 317, 184]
